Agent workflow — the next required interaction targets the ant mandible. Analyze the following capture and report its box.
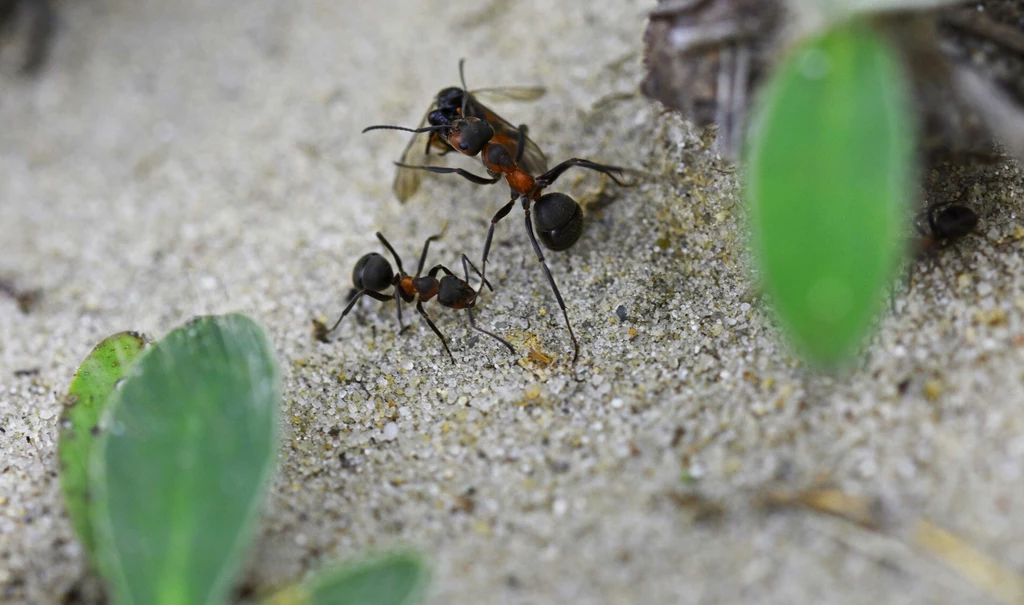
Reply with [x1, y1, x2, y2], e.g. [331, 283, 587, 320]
[363, 61, 631, 361]
[314, 231, 514, 365]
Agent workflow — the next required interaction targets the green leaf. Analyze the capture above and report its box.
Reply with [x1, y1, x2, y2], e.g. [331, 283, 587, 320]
[265, 552, 428, 605]
[91, 314, 281, 605]
[59, 331, 148, 559]
[745, 22, 914, 367]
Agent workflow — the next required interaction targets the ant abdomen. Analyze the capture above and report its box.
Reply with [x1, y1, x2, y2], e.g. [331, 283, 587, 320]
[437, 275, 475, 309]
[930, 204, 978, 240]
[533, 192, 583, 251]
[352, 253, 394, 292]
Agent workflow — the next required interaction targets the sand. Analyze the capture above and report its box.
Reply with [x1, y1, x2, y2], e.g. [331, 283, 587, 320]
[2, 0, 1024, 603]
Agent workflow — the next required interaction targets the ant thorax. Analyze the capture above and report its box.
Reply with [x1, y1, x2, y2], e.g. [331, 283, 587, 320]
[484, 144, 515, 171]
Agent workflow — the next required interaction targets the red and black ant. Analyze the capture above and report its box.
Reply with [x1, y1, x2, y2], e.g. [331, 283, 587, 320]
[390, 60, 548, 202]
[364, 62, 631, 361]
[313, 231, 514, 365]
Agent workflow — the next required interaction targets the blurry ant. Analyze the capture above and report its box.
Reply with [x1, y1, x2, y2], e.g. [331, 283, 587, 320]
[313, 231, 514, 365]
[915, 202, 978, 256]
[0, 0, 55, 74]
[364, 61, 631, 361]
[899, 202, 979, 301]
[0, 277, 41, 313]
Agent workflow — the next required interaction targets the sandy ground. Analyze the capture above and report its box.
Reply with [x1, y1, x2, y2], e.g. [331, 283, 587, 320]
[3, 0, 1024, 603]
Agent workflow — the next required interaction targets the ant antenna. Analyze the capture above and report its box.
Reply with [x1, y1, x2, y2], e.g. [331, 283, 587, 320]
[458, 57, 470, 117]
[362, 124, 451, 135]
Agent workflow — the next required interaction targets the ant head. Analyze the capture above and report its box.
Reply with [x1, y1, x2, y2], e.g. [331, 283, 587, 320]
[427, 108, 454, 128]
[352, 253, 394, 292]
[931, 204, 978, 240]
[437, 275, 476, 309]
[449, 117, 494, 156]
[533, 192, 584, 251]
[436, 87, 465, 110]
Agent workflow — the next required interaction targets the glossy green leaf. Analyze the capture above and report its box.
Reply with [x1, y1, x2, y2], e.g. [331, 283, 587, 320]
[746, 22, 914, 367]
[59, 331, 148, 559]
[265, 552, 428, 605]
[91, 314, 281, 605]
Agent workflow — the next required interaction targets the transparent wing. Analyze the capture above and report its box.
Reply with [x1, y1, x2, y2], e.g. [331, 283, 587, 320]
[517, 134, 549, 174]
[471, 86, 547, 103]
[392, 107, 438, 203]
[470, 87, 546, 132]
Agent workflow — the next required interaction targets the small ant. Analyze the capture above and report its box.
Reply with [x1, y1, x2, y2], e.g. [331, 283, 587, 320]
[364, 61, 631, 361]
[915, 202, 978, 256]
[313, 231, 514, 365]
[898, 202, 979, 302]
[0, 278, 41, 313]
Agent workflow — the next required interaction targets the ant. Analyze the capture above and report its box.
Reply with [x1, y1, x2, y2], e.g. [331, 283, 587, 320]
[915, 202, 978, 256]
[0, 277, 41, 313]
[390, 60, 548, 202]
[897, 202, 979, 303]
[313, 231, 515, 365]
[0, 0, 55, 74]
[364, 61, 631, 361]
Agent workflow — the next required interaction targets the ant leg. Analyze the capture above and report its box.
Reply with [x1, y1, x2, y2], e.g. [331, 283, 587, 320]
[521, 199, 579, 362]
[467, 307, 516, 356]
[426, 261, 498, 292]
[394, 288, 411, 335]
[480, 197, 517, 288]
[423, 131, 451, 157]
[535, 158, 629, 190]
[317, 288, 395, 341]
[394, 162, 501, 186]
[416, 229, 447, 277]
[323, 289, 369, 336]
[426, 261, 495, 292]
[461, 254, 493, 292]
[431, 257, 493, 292]
[376, 232, 405, 275]
[427, 264, 454, 278]
[416, 301, 455, 365]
